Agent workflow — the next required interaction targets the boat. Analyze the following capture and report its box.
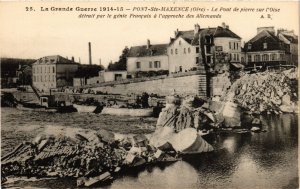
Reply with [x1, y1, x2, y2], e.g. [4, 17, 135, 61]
[73, 104, 97, 113]
[16, 104, 57, 113]
[101, 107, 153, 117]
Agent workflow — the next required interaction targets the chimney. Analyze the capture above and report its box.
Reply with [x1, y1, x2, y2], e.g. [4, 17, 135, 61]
[79, 57, 81, 64]
[71, 56, 74, 62]
[147, 39, 150, 49]
[88, 42, 92, 65]
[225, 25, 229, 29]
[174, 28, 179, 36]
[222, 22, 226, 28]
[194, 24, 200, 35]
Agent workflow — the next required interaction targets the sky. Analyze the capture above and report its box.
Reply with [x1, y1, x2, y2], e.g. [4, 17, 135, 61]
[0, 1, 298, 68]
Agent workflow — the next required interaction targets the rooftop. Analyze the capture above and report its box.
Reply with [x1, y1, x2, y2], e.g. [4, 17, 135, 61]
[172, 26, 241, 46]
[244, 30, 288, 52]
[33, 55, 78, 65]
[127, 44, 168, 57]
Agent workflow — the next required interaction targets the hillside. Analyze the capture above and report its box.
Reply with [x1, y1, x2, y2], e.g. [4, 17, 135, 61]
[0, 58, 36, 77]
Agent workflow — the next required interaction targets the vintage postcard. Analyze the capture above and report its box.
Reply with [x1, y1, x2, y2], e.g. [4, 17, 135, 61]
[0, 1, 299, 188]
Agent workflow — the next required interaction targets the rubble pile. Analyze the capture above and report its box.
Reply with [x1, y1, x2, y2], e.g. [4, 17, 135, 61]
[227, 70, 298, 114]
[157, 95, 220, 132]
[2, 126, 195, 187]
[2, 133, 126, 183]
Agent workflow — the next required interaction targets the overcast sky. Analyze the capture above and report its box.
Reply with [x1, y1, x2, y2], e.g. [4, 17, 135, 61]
[0, 1, 298, 67]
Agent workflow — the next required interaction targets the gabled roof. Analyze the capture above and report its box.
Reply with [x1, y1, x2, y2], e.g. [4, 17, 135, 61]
[244, 30, 287, 52]
[171, 26, 241, 46]
[33, 55, 78, 65]
[127, 44, 168, 57]
[281, 34, 298, 44]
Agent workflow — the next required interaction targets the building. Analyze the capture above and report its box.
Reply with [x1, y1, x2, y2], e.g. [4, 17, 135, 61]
[127, 40, 169, 76]
[73, 64, 103, 87]
[99, 71, 127, 82]
[243, 27, 291, 68]
[32, 55, 78, 92]
[168, 23, 242, 73]
[277, 29, 298, 66]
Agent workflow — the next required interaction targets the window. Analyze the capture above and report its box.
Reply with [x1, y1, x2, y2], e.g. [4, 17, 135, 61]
[280, 54, 284, 61]
[171, 49, 173, 55]
[149, 61, 152, 68]
[248, 55, 252, 62]
[271, 54, 276, 61]
[41, 75, 43, 82]
[48, 67, 50, 73]
[184, 48, 186, 54]
[248, 43, 252, 50]
[237, 54, 239, 61]
[154, 61, 161, 68]
[263, 42, 267, 49]
[234, 42, 236, 50]
[262, 54, 269, 61]
[53, 66, 55, 73]
[234, 54, 237, 61]
[179, 41, 181, 45]
[229, 42, 231, 49]
[188, 48, 191, 53]
[254, 55, 261, 62]
[33, 76, 36, 82]
[196, 47, 200, 53]
[136, 62, 141, 69]
[175, 49, 178, 54]
[196, 57, 199, 64]
[237, 43, 239, 50]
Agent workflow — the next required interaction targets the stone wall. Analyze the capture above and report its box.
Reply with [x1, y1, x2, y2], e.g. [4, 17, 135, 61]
[91, 72, 207, 97]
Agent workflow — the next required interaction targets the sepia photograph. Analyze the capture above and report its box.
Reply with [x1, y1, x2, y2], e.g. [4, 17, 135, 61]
[0, 1, 299, 188]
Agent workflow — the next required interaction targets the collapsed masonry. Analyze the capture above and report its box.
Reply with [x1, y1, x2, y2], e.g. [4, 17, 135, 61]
[225, 68, 298, 114]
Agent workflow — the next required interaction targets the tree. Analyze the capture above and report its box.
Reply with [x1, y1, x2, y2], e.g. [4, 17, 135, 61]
[107, 47, 129, 71]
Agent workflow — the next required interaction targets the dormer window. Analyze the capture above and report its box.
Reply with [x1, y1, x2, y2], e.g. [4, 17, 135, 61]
[179, 40, 181, 45]
[263, 42, 267, 50]
[248, 43, 252, 50]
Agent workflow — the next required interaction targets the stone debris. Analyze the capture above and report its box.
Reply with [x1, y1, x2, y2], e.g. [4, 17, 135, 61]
[1, 126, 183, 187]
[157, 95, 219, 132]
[225, 69, 298, 114]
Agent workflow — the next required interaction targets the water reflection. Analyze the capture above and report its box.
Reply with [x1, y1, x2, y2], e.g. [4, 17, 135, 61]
[107, 114, 298, 189]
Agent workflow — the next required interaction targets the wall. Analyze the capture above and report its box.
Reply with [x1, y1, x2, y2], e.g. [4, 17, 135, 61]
[32, 63, 57, 92]
[103, 71, 127, 82]
[168, 37, 199, 73]
[73, 78, 86, 87]
[91, 72, 207, 97]
[127, 55, 168, 73]
[210, 73, 232, 97]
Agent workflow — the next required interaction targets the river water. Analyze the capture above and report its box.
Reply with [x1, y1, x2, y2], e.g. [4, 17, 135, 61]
[1, 107, 298, 189]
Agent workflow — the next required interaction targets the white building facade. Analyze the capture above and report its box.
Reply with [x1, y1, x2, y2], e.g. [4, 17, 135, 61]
[32, 55, 78, 92]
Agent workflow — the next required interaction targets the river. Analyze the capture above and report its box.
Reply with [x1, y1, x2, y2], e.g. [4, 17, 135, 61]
[1, 107, 298, 189]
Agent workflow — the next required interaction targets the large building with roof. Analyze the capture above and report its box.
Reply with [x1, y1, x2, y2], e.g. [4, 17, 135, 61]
[32, 55, 79, 92]
[168, 23, 242, 73]
[126, 40, 169, 75]
[277, 29, 298, 66]
[243, 27, 297, 68]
